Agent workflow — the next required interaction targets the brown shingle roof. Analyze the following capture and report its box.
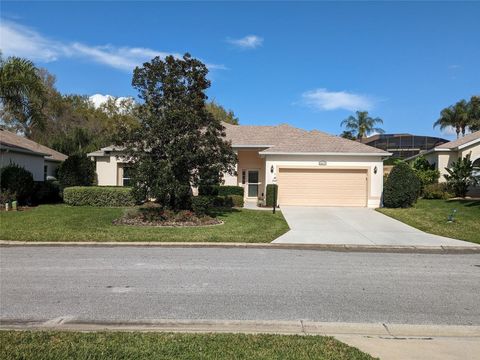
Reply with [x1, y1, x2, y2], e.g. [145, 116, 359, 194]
[436, 131, 480, 149]
[223, 123, 388, 155]
[0, 129, 68, 162]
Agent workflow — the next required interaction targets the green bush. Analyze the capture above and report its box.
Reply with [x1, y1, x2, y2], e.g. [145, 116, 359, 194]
[229, 194, 244, 207]
[63, 186, 135, 206]
[32, 180, 62, 204]
[415, 169, 440, 188]
[198, 185, 244, 197]
[57, 154, 96, 188]
[0, 163, 34, 204]
[444, 153, 477, 197]
[383, 162, 421, 208]
[191, 195, 213, 214]
[422, 183, 453, 200]
[266, 184, 278, 207]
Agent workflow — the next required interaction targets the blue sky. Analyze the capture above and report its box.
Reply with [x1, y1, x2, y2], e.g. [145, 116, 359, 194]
[1, 1, 479, 139]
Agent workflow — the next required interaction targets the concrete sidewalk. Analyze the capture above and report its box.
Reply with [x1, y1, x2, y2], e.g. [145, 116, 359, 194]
[273, 206, 479, 247]
[2, 319, 479, 360]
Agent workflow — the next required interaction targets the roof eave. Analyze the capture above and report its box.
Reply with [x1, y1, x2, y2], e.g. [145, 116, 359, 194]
[259, 151, 391, 156]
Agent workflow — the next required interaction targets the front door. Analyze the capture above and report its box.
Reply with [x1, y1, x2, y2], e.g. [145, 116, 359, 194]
[247, 170, 260, 198]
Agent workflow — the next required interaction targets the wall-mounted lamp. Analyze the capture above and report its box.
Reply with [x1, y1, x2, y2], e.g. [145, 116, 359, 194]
[373, 166, 378, 174]
[270, 165, 274, 173]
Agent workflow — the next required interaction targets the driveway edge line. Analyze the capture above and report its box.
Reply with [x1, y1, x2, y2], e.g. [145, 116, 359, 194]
[0, 240, 479, 253]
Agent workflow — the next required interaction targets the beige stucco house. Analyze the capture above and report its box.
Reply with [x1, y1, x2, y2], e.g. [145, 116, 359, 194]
[408, 131, 480, 195]
[88, 123, 390, 208]
[0, 129, 67, 181]
[410, 131, 480, 181]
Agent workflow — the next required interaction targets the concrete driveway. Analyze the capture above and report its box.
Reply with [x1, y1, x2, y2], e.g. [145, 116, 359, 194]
[273, 207, 479, 247]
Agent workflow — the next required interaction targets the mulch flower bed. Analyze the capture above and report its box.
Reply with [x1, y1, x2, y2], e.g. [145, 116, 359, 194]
[113, 205, 222, 227]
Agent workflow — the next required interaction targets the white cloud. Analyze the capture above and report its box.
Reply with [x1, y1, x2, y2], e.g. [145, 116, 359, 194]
[227, 35, 263, 49]
[301, 88, 375, 111]
[0, 19, 222, 71]
[89, 94, 136, 114]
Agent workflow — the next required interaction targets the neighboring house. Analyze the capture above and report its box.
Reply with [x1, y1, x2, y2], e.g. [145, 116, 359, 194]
[407, 131, 480, 187]
[88, 123, 390, 208]
[361, 133, 448, 159]
[0, 129, 68, 181]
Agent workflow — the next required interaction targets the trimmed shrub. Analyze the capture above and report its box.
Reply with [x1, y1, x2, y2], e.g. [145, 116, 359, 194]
[229, 194, 244, 208]
[0, 163, 34, 204]
[383, 162, 421, 208]
[198, 185, 244, 197]
[32, 180, 62, 204]
[57, 154, 96, 188]
[191, 195, 213, 214]
[217, 186, 244, 196]
[63, 186, 135, 206]
[0, 189, 16, 204]
[266, 184, 278, 207]
[422, 183, 453, 200]
[210, 195, 244, 208]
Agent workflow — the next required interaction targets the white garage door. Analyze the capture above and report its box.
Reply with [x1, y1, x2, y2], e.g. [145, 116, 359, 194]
[277, 168, 368, 207]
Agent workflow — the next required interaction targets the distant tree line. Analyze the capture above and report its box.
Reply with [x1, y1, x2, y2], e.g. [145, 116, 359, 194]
[0, 54, 239, 156]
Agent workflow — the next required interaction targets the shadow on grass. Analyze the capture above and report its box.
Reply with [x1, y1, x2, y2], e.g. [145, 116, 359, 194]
[208, 207, 242, 217]
[446, 199, 480, 208]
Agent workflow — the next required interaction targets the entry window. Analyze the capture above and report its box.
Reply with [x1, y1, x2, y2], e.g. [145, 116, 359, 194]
[44, 165, 48, 181]
[247, 170, 259, 197]
[122, 167, 132, 186]
[242, 170, 246, 184]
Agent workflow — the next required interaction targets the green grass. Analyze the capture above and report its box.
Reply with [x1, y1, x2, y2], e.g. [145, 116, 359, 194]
[0, 205, 289, 242]
[0, 331, 376, 360]
[377, 199, 480, 244]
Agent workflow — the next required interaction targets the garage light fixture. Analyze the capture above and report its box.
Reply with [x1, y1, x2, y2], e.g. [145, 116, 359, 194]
[374, 166, 378, 174]
[270, 165, 274, 173]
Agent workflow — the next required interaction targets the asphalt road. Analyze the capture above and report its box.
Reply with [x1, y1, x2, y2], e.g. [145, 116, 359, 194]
[1, 247, 479, 325]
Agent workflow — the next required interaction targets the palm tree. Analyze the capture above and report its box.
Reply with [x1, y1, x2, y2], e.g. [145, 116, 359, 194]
[0, 55, 46, 137]
[434, 100, 469, 138]
[341, 111, 384, 140]
[468, 96, 480, 132]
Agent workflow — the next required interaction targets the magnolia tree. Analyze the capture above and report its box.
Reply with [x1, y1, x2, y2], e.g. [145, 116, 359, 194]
[116, 54, 236, 210]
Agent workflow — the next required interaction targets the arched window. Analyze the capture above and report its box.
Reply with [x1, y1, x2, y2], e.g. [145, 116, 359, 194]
[473, 158, 480, 178]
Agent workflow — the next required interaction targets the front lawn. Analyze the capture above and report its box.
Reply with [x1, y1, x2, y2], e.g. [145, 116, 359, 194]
[377, 199, 480, 244]
[0, 205, 289, 243]
[0, 331, 375, 360]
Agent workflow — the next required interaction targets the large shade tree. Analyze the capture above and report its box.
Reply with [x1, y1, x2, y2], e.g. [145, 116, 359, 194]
[341, 111, 384, 140]
[117, 54, 236, 210]
[0, 56, 47, 137]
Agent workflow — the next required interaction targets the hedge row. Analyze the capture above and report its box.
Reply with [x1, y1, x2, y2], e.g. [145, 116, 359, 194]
[265, 184, 278, 207]
[192, 195, 244, 214]
[198, 185, 244, 197]
[63, 186, 135, 207]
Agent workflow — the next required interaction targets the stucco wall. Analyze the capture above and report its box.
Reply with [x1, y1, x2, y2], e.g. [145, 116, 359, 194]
[0, 151, 45, 181]
[236, 150, 266, 198]
[45, 160, 60, 179]
[264, 154, 385, 208]
[94, 155, 122, 186]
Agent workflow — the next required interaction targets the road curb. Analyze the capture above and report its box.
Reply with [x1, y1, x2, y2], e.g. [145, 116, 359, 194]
[0, 240, 479, 253]
[1, 319, 480, 337]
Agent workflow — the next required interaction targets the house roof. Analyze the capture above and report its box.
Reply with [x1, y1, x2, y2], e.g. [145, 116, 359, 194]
[0, 129, 68, 162]
[88, 123, 390, 157]
[435, 131, 480, 150]
[223, 123, 389, 155]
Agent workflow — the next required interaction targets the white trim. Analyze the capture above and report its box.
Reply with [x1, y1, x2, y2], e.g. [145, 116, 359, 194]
[259, 151, 391, 156]
[458, 138, 480, 150]
[232, 145, 273, 148]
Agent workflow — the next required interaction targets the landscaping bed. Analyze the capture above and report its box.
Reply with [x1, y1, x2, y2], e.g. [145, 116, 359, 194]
[0, 331, 375, 360]
[0, 204, 289, 242]
[377, 199, 480, 244]
[113, 205, 222, 227]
